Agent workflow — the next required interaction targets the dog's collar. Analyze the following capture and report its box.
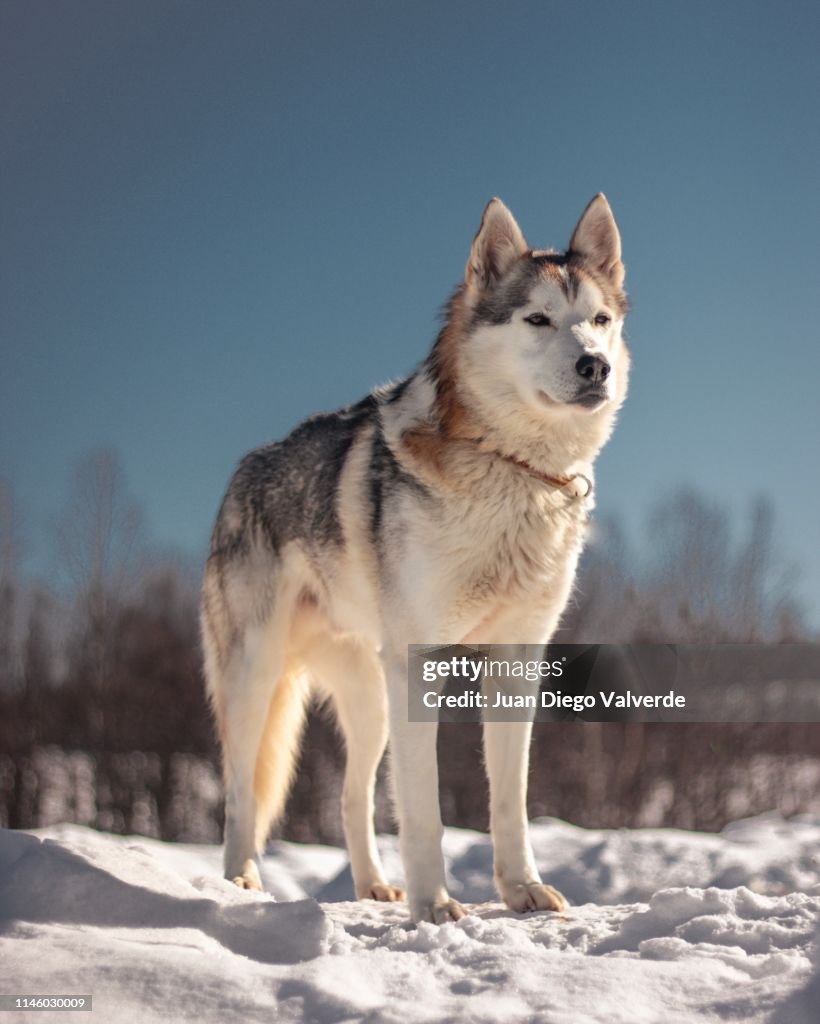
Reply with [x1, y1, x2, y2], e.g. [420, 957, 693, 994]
[458, 437, 593, 499]
[493, 450, 593, 499]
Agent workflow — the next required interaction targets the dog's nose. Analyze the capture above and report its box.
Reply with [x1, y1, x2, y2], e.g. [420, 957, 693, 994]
[575, 354, 610, 384]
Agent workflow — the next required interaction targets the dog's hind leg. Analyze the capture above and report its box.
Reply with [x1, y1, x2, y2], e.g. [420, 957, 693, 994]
[305, 638, 405, 902]
[205, 579, 307, 891]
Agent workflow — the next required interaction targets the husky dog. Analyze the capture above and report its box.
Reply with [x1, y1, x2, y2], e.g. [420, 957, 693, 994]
[201, 195, 630, 923]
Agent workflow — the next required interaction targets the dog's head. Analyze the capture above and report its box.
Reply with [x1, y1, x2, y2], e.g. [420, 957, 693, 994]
[454, 195, 630, 442]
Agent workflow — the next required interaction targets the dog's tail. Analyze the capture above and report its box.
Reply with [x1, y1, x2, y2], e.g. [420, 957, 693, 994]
[253, 667, 311, 851]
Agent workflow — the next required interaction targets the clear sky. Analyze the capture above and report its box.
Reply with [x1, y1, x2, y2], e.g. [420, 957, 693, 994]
[2, 1, 819, 623]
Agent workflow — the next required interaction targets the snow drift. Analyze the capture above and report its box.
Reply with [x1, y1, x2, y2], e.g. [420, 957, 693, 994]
[1, 815, 818, 1023]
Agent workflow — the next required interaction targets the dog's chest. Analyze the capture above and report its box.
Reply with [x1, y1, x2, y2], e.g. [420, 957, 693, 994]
[438, 486, 589, 602]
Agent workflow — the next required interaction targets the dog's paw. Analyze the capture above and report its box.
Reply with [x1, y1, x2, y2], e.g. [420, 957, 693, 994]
[228, 859, 263, 892]
[500, 881, 568, 914]
[359, 882, 406, 903]
[411, 896, 467, 925]
[368, 880, 405, 905]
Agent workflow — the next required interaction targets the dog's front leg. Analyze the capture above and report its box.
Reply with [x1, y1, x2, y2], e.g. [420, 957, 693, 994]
[383, 648, 466, 925]
[483, 716, 568, 913]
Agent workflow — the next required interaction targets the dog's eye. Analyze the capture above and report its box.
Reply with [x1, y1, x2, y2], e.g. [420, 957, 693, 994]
[525, 313, 553, 327]
[593, 313, 611, 326]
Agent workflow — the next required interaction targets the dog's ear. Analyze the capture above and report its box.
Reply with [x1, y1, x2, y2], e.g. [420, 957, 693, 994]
[465, 198, 528, 293]
[568, 194, 624, 288]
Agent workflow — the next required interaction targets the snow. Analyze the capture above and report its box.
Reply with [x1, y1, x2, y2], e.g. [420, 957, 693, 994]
[1, 816, 818, 1023]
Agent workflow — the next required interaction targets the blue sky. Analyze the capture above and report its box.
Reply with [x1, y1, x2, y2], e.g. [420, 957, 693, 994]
[2, 0, 819, 624]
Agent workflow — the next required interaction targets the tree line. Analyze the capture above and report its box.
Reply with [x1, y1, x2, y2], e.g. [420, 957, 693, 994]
[0, 449, 816, 844]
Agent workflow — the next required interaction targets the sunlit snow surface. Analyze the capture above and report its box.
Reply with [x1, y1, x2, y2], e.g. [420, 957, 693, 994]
[1, 815, 819, 1023]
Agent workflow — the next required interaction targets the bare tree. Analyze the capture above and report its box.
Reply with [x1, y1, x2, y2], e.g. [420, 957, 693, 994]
[55, 449, 144, 598]
[639, 490, 805, 641]
[0, 479, 23, 689]
[55, 451, 146, 722]
[22, 587, 54, 696]
[642, 489, 733, 639]
[566, 491, 806, 644]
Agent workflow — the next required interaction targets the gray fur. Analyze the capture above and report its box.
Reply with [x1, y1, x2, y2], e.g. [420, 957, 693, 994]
[208, 395, 379, 564]
[473, 250, 628, 327]
[367, 428, 430, 544]
[472, 261, 543, 325]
